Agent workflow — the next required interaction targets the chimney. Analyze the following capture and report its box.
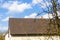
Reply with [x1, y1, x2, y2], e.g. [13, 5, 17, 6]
[40, 16, 44, 19]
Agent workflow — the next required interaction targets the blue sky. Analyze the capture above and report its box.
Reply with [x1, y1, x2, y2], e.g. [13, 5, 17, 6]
[0, 0, 60, 32]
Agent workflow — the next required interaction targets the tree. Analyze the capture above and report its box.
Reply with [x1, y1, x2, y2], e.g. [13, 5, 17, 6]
[36, 0, 60, 34]
[51, 0, 60, 34]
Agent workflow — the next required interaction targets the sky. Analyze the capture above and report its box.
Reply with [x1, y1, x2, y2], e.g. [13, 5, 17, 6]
[0, 0, 60, 33]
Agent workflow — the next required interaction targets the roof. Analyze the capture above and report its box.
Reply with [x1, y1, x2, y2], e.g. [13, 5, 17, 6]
[9, 18, 58, 36]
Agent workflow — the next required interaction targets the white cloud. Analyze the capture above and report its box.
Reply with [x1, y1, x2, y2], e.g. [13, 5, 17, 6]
[2, 1, 32, 13]
[40, 13, 53, 19]
[2, 17, 9, 22]
[9, 3, 31, 12]
[1, 16, 12, 22]
[32, 0, 52, 8]
[32, 0, 42, 4]
[24, 11, 60, 19]
[24, 13, 53, 19]
[24, 13, 37, 18]
[39, 11, 60, 19]
[41, 2, 52, 8]
[0, 26, 8, 32]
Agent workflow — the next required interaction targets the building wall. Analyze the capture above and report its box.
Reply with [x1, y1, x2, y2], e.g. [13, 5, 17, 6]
[5, 34, 11, 40]
[5, 34, 60, 40]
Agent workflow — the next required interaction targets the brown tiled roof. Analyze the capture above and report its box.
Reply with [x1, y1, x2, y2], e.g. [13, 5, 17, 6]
[9, 18, 58, 36]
